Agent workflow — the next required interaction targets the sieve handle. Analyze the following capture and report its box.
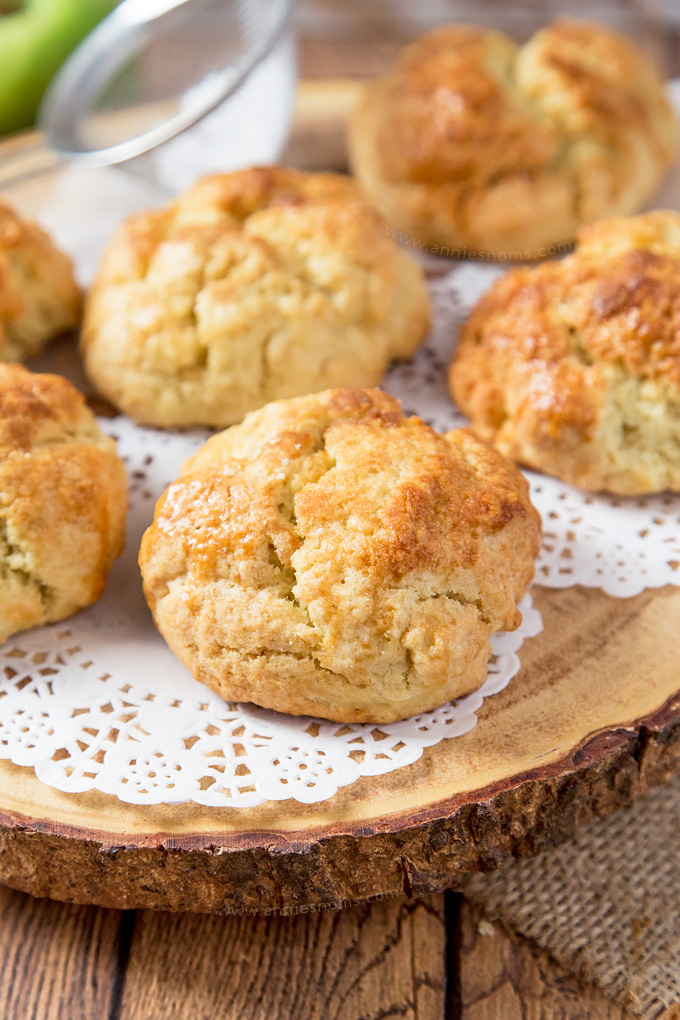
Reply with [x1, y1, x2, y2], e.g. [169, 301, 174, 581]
[0, 131, 62, 191]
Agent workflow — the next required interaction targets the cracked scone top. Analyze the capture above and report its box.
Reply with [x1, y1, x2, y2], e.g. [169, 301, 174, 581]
[0, 364, 127, 645]
[0, 202, 81, 361]
[82, 166, 431, 428]
[139, 389, 541, 723]
[349, 20, 678, 256]
[450, 211, 680, 494]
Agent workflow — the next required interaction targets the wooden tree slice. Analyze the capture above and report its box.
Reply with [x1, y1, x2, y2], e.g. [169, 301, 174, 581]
[1, 583, 679, 914]
[1, 98, 679, 915]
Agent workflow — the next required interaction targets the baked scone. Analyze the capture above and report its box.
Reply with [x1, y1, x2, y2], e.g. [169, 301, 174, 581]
[449, 211, 680, 495]
[0, 364, 127, 644]
[0, 203, 81, 361]
[140, 388, 541, 723]
[349, 20, 678, 257]
[82, 166, 430, 428]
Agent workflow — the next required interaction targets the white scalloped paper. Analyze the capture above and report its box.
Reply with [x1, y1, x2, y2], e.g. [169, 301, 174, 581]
[0, 600, 540, 808]
[1, 246, 678, 806]
[0, 417, 542, 806]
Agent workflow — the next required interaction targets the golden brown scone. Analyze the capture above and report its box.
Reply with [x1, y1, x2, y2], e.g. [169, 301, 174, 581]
[0, 203, 81, 361]
[349, 20, 678, 257]
[82, 166, 430, 428]
[0, 364, 127, 644]
[450, 210, 680, 495]
[139, 388, 541, 723]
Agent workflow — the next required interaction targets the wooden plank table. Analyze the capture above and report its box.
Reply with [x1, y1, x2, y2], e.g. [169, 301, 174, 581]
[2, 2, 679, 1017]
[0, 885, 632, 1020]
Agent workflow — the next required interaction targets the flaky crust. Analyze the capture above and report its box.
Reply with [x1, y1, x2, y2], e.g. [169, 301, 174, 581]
[450, 211, 680, 494]
[349, 20, 678, 256]
[140, 388, 541, 723]
[82, 166, 430, 428]
[0, 203, 81, 361]
[0, 364, 127, 644]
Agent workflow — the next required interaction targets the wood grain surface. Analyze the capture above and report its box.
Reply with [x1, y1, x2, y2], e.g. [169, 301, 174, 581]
[0, 882, 643, 1020]
[0, 886, 124, 1020]
[119, 895, 446, 1020]
[2, 584, 680, 913]
[459, 901, 632, 1020]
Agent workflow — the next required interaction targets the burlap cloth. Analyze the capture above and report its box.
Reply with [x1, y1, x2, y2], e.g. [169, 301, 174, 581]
[460, 772, 680, 1018]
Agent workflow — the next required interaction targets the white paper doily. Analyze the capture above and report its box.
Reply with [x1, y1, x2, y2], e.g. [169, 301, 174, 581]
[2, 168, 678, 807]
[385, 264, 680, 599]
[0, 417, 542, 806]
[2, 261, 678, 807]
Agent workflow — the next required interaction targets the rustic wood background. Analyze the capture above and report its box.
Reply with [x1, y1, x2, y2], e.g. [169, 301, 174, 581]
[2, 0, 680, 1017]
[0, 884, 634, 1020]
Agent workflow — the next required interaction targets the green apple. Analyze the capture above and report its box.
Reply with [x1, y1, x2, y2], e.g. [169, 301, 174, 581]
[0, 0, 116, 135]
